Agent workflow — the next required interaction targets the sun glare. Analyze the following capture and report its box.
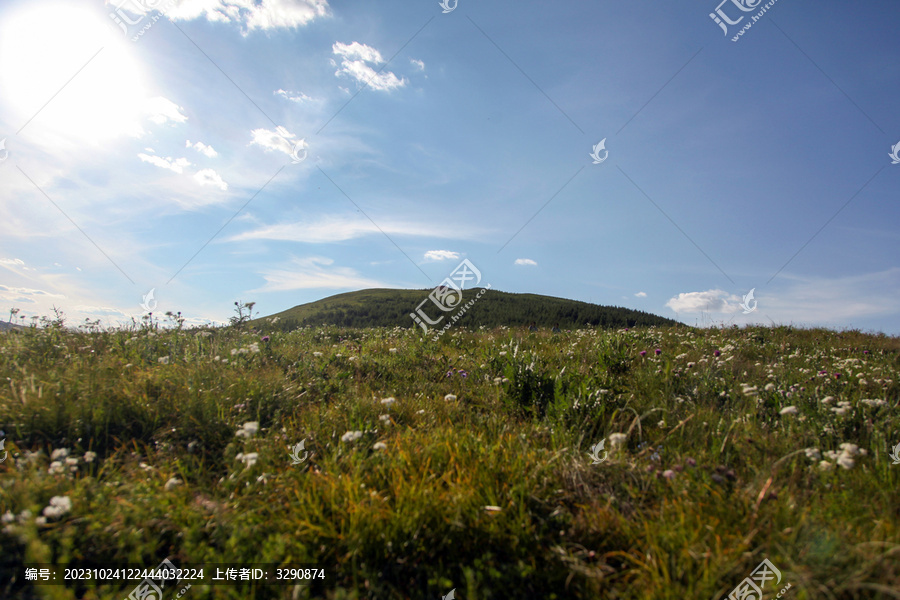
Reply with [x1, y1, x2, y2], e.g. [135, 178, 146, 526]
[0, 3, 149, 146]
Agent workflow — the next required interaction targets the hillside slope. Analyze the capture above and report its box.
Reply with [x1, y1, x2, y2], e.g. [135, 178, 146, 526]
[253, 288, 680, 331]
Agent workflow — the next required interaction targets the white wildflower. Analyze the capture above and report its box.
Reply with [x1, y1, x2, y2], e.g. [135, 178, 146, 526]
[444, 394, 457, 401]
[235, 452, 258, 468]
[860, 398, 885, 407]
[158, 356, 170, 365]
[779, 406, 798, 415]
[165, 477, 182, 491]
[608, 433, 628, 447]
[236, 421, 259, 438]
[42, 496, 72, 519]
[836, 455, 855, 470]
[341, 431, 363, 443]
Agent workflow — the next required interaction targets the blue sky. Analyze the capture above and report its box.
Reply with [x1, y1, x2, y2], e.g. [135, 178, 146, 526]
[0, 0, 898, 333]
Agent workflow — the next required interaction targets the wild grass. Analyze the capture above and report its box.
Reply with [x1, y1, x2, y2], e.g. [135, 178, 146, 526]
[1, 318, 898, 599]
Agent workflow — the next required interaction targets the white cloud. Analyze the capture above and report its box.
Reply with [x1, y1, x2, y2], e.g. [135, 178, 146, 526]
[164, 0, 330, 33]
[137, 153, 191, 173]
[252, 256, 387, 292]
[194, 169, 228, 191]
[333, 41, 383, 63]
[666, 269, 900, 328]
[250, 126, 306, 157]
[0, 284, 66, 302]
[332, 41, 406, 91]
[665, 289, 737, 314]
[424, 250, 459, 261]
[514, 258, 537, 266]
[142, 97, 187, 125]
[410, 58, 425, 71]
[0, 258, 25, 266]
[274, 89, 315, 103]
[635, 291, 647, 298]
[186, 140, 218, 158]
[230, 214, 474, 244]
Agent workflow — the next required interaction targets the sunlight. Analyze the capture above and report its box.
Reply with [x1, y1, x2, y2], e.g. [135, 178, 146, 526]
[0, 3, 148, 146]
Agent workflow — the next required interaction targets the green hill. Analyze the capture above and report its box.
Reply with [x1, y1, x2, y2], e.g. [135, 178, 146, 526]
[252, 288, 681, 331]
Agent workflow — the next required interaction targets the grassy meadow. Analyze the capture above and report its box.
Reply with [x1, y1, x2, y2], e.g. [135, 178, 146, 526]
[1, 315, 899, 599]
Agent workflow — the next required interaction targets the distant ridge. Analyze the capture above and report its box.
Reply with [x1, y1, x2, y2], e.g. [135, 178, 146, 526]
[0, 321, 25, 333]
[253, 288, 681, 331]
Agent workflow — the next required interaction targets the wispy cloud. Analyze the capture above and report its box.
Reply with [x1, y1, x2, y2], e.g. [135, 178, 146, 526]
[165, 0, 330, 33]
[332, 41, 406, 91]
[635, 291, 647, 298]
[0, 284, 66, 303]
[250, 126, 306, 158]
[252, 256, 388, 292]
[514, 258, 537, 266]
[410, 58, 425, 71]
[194, 168, 228, 191]
[424, 250, 459, 261]
[274, 89, 315, 103]
[138, 152, 191, 173]
[186, 140, 218, 158]
[143, 97, 188, 126]
[230, 214, 478, 243]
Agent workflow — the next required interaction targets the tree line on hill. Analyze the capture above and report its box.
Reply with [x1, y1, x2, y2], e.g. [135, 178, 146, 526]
[263, 289, 679, 332]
